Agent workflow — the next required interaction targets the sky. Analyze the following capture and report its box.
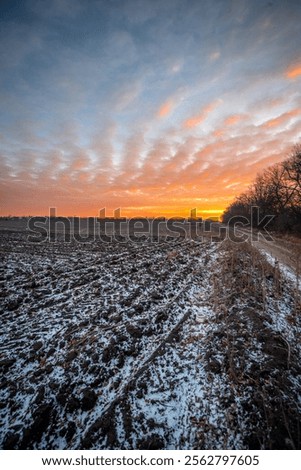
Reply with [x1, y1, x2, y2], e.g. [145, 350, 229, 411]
[0, 0, 301, 218]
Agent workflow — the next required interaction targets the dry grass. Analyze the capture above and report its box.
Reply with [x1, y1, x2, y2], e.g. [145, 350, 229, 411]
[202, 239, 301, 449]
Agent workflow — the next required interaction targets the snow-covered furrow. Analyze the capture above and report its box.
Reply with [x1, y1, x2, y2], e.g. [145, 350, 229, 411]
[0, 234, 217, 449]
[1, 232, 300, 450]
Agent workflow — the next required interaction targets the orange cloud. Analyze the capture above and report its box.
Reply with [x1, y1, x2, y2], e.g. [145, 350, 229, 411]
[261, 108, 301, 128]
[158, 100, 173, 118]
[183, 101, 218, 128]
[286, 64, 301, 79]
[184, 115, 205, 128]
[224, 114, 243, 126]
[70, 151, 90, 171]
[2, 98, 301, 219]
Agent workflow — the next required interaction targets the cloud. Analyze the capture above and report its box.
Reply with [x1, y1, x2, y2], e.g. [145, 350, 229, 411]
[183, 101, 219, 128]
[112, 81, 142, 112]
[286, 63, 301, 79]
[69, 151, 91, 172]
[261, 108, 301, 128]
[1, 0, 301, 217]
[157, 100, 174, 118]
[170, 62, 182, 74]
[224, 114, 244, 126]
[2, 89, 301, 217]
[209, 51, 221, 62]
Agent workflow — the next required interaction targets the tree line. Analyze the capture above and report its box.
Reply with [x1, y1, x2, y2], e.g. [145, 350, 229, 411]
[222, 145, 301, 234]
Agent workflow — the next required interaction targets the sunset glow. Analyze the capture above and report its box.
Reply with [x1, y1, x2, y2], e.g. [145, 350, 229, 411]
[1, 0, 301, 218]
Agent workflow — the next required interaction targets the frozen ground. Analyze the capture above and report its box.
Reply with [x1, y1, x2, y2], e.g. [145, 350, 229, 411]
[0, 227, 300, 449]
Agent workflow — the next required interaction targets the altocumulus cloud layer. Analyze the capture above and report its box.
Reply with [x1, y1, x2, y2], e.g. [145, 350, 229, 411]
[0, 0, 301, 217]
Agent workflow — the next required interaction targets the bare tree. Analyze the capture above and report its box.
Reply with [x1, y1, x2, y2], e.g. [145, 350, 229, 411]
[222, 145, 301, 234]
